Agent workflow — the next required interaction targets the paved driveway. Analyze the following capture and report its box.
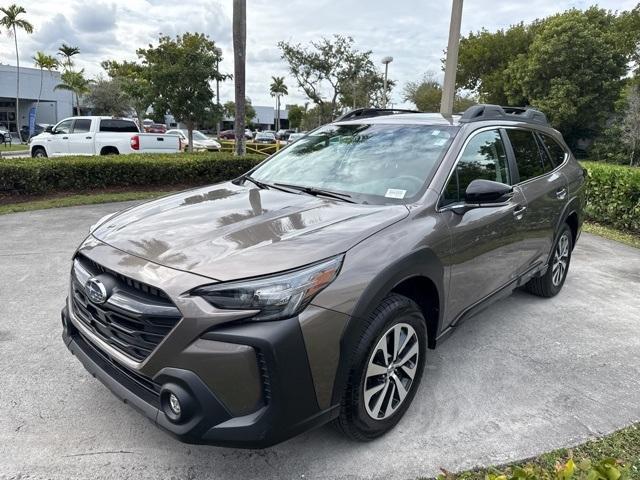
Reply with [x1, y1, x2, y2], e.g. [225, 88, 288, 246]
[1, 202, 639, 480]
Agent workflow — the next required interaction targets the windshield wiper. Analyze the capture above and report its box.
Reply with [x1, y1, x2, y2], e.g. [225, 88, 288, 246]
[274, 183, 357, 203]
[242, 175, 299, 194]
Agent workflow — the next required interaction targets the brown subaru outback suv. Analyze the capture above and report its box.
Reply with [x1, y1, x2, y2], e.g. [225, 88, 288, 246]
[62, 105, 585, 447]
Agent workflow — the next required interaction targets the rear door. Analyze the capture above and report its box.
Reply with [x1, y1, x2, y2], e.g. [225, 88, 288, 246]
[440, 128, 530, 321]
[67, 118, 94, 155]
[504, 128, 568, 270]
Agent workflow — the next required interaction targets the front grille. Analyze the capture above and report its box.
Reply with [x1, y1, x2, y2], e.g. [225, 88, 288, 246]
[71, 254, 182, 362]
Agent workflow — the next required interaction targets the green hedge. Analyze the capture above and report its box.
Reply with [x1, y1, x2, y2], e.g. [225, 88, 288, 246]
[582, 161, 640, 234]
[0, 152, 264, 196]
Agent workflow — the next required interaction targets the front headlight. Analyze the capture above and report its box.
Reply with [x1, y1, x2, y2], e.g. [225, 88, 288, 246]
[192, 255, 344, 321]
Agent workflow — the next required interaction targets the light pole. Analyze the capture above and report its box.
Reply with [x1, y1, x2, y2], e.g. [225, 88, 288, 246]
[215, 47, 222, 139]
[440, 0, 464, 116]
[381, 56, 393, 109]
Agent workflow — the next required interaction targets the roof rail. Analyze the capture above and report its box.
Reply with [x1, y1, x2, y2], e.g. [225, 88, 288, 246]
[459, 104, 549, 126]
[335, 108, 420, 122]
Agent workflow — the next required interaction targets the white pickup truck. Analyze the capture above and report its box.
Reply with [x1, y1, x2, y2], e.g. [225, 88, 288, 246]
[29, 116, 181, 157]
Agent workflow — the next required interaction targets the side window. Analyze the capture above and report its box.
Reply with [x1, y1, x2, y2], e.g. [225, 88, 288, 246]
[72, 119, 92, 133]
[442, 130, 510, 206]
[53, 119, 73, 134]
[99, 120, 139, 133]
[506, 129, 546, 182]
[539, 134, 567, 167]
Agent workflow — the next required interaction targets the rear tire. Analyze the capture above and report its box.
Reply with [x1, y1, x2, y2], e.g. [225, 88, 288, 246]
[335, 294, 427, 441]
[525, 224, 573, 298]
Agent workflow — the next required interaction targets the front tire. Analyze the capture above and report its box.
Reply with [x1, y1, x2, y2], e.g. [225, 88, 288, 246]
[335, 294, 427, 441]
[525, 224, 573, 298]
[31, 147, 47, 158]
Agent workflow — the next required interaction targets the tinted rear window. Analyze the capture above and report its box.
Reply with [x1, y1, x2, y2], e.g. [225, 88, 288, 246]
[507, 129, 546, 182]
[539, 134, 567, 167]
[99, 119, 139, 133]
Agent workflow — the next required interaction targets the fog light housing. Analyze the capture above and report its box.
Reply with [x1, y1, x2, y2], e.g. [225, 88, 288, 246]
[168, 393, 181, 416]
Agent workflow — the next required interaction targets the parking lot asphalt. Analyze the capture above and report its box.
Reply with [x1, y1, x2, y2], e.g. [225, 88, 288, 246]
[1, 201, 639, 480]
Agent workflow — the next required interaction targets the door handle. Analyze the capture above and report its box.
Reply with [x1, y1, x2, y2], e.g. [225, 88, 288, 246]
[556, 188, 567, 200]
[513, 204, 527, 220]
[85, 136, 92, 139]
[62, 136, 69, 139]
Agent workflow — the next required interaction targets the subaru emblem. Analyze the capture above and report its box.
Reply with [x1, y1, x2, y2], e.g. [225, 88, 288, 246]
[85, 277, 108, 304]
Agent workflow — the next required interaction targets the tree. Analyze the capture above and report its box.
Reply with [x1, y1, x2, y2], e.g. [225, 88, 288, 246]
[270, 76, 287, 130]
[223, 100, 255, 125]
[233, 0, 247, 155]
[503, 8, 640, 144]
[278, 35, 385, 122]
[102, 60, 154, 128]
[86, 77, 131, 117]
[456, 7, 640, 146]
[0, 4, 34, 136]
[32, 52, 58, 135]
[340, 74, 394, 110]
[287, 104, 305, 130]
[54, 70, 91, 115]
[57, 43, 80, 71]
[404, 72, 476, 113]
[137, 33, 225, 152]
[621, 84, 640, 166]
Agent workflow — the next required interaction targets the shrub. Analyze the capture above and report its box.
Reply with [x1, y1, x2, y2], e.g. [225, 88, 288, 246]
[581, 161, 640, 234]
[0, 152, 264, 196]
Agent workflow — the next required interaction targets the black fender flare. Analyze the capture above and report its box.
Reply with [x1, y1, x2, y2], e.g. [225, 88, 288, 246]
[330, 247, 445, 405]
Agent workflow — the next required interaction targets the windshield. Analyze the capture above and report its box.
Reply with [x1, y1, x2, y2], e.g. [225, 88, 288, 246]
[192, 131, 208, 140]
[251, 123, 458, 203]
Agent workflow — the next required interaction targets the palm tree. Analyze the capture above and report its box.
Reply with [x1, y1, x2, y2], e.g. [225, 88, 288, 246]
[0, 5, 34, 139]
[58, 43, 80, 71]
[32, 52, 58, 139]
[54, 70, 91, 115]
[270, 76, 288, 131]
[233, 0, 246, 156]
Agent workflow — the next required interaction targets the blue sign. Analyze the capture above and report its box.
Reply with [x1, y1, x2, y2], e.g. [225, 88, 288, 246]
[28, 107, 36, 137]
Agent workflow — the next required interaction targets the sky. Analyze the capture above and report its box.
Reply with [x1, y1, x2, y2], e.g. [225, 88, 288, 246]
[0, 0, 637, 109]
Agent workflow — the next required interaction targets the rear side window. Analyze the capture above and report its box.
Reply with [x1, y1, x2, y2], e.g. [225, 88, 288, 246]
[99, 119, 139, 133]
[506, 129, 547, 182]
[442, 130, 510, 206]
[539, 134, 567, 167]
[72, 119, 91, 133]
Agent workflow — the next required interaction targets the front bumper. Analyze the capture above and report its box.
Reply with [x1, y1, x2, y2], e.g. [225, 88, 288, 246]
[62, 305, 339, 448]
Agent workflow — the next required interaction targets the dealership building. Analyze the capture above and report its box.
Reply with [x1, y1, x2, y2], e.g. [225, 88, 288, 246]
[0, 64, 74, 132]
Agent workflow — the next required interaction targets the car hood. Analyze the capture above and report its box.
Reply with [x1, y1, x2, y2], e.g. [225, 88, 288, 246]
[92, 182, 409, 281]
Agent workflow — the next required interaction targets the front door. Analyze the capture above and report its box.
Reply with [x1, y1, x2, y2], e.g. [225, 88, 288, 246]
[47, 119, 73, 156]
[440, 129, 530, 323]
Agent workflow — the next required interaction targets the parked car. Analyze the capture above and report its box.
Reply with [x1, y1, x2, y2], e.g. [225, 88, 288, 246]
[166, 129, 221, 152]
[287, 132, 306, 143]
[219, 129, 253, 140]
[61, 105, 585, 448]
[254, 132, 277, 144]
[29, 117, 181, 157]
[276, 129, 296, 141]
[145, 123, 167, 134]
[20, 123, 49, 142]
[0, 126, 10, 143]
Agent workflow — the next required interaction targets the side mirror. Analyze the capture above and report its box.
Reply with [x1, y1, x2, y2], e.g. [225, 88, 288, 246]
[45, 125, 53, 133]
[464, 179, 513, 204]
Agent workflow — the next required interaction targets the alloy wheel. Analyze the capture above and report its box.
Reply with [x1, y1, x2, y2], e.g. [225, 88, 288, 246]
[552, 233, 570, 286]
[363, 323, 419, 420]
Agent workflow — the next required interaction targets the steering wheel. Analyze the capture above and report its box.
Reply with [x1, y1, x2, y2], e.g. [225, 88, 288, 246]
[388, 175, 424, 194]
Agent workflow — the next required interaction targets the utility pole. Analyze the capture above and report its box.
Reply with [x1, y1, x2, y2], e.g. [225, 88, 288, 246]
[381, 56, 393, 109]
[440, 0, 464, 116]
[233, 0, 247, 156]
[215, 47, 222, 139]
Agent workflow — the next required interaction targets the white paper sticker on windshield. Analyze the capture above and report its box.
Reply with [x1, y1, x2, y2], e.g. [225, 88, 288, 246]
[385, 189, 406, 199]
